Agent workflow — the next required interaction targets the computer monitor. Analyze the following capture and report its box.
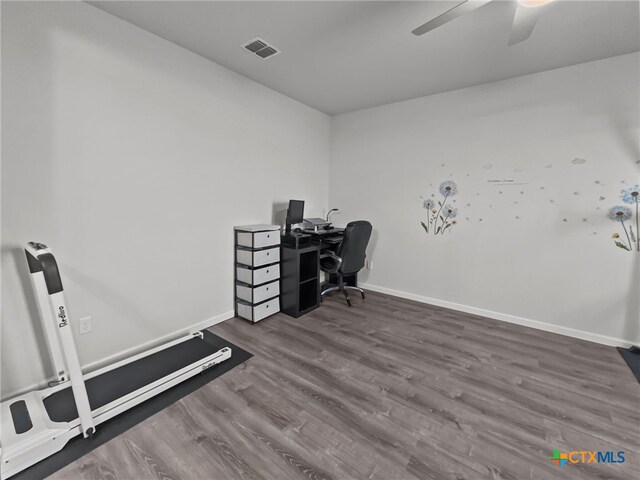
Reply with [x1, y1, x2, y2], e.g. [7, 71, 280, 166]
[286, 200, 304, 231]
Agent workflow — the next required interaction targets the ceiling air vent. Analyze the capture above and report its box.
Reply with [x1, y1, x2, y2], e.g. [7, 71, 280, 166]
[242, 37, 280, 60]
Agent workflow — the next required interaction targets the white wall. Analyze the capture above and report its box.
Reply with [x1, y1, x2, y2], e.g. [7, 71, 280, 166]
[330, 53, 640, 346]
[1, 1, 330, 398]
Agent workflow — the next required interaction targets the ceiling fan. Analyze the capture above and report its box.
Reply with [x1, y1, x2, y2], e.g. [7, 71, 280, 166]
[412, 0, 556, 46]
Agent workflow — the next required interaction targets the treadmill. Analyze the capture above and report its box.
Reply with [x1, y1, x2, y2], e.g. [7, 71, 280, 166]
[0, 242, 231, 479]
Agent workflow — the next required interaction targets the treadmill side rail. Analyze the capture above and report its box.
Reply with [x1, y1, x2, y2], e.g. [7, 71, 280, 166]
[91, 347, 232, 424]
[26, 259, 67, 384]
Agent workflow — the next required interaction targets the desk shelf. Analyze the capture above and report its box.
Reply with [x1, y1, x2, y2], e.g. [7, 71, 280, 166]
[280, 243, 320, 318]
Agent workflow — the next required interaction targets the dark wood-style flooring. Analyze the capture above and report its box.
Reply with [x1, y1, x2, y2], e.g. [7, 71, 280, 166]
[51, 291, 640, 480]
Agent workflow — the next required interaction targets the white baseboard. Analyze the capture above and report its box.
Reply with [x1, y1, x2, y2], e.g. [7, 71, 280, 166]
[2, 310, 235, 401]
[360, 283, 635, 348]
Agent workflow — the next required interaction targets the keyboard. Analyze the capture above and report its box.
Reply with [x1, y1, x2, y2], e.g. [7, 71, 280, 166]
[323, 235, 343, 244]
[302, 228, 344, 236]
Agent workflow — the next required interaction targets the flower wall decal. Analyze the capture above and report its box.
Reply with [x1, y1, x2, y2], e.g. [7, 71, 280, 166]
[609, 183, 639, 252]
[439, 180, 458, 196]
[423, 199, 435, 210]
[608, 205, 632, 222]
[421, 180, 460, 236]
[621, 184, 640, 204]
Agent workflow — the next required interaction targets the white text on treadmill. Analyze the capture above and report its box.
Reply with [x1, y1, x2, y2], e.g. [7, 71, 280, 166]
[201, 361, 217, 371]
[57, 306, 68, 328]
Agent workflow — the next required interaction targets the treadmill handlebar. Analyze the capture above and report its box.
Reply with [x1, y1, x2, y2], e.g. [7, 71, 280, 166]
[25, 242, 64, 295]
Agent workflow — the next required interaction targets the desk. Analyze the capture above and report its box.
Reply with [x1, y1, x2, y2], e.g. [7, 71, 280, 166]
[301, 227, 344, 236]
[303, 228, 344, 251]
[280, 240, 320, 318]
[280, 229, 357, 317]
[279, 229, 343, 318]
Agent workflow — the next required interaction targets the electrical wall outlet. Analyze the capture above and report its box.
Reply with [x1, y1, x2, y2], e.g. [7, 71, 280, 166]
[366, 260, 373, 270]
[79, 316, 92, 335]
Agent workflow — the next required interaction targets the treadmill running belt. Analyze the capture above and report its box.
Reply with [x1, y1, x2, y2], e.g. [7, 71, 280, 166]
[44, 333, 222, 422]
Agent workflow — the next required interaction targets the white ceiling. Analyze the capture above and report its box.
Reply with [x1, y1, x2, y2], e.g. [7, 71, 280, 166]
[89, 1, 640, 115]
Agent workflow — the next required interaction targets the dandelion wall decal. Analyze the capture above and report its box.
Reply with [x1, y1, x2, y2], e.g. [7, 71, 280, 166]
[618, 184, 639, 251]
[442, 205, 457, 218]
[621, 184, 639, 204]
[439, 180, 458, 196]
[420, 180, 460, 236]
[423, 199, 435, 210]
[608, 205, 636, 252]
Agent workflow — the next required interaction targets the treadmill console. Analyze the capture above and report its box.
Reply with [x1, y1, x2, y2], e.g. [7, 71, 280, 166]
[27, 241, 48, 251]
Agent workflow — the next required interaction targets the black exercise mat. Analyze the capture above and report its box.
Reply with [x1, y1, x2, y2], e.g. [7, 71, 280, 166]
[12, 331, 252, 480]
[618, 347, 640, 383]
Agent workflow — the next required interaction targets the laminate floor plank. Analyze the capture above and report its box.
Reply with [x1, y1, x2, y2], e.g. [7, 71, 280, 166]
[50, 291, 639, 480]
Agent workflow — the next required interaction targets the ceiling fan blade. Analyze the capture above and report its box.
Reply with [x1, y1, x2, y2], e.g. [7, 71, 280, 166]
[412, 0, 493, 36]
[508, 4, 542, 45]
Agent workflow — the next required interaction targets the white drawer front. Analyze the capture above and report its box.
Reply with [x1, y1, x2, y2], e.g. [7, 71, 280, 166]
[237, 231, 280, 248]
[236, 281, 279, 304]
[253, 297, 279, 322]
[236, 264, 280, 286]
[253, 264, 279, 285]
[236, 247, 279, 267]
[253, 231, 280, 248]
[236, 297, 279, 322]
[252, 247, 279, 267]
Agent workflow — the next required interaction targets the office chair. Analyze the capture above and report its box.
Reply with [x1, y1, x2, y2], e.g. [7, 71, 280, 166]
[320, 220, 372, 307]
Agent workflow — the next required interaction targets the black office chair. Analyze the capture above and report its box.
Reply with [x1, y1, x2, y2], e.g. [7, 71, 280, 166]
[320, 220, 372, 307]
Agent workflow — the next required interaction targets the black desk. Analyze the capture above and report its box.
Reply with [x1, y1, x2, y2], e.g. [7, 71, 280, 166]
[280, 239, 320, 318]
[280, 228, 357, 318]
[301, 227, 344, 237]
[303, 228, 344, 251]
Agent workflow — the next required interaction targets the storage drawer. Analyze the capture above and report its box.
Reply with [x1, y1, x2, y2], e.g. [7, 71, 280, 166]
[236, 297, 279, 323]
[236, 280, 279, 304]
[236, 230, 280, 249]
[236, 264, 280, 286]
[236, 247, 279, 267]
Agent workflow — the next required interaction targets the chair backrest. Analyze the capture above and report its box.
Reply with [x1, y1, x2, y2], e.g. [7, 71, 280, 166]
[337, 221, 372, 274]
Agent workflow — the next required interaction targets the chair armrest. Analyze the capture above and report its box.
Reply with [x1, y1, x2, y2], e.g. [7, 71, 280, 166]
[320, 251, 342, 274]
